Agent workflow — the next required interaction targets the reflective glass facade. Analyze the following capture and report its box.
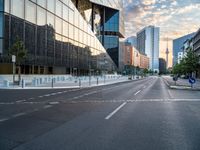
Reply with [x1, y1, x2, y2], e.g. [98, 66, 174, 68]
[0, 0, 116, 74]
[72, 0, 125, 67]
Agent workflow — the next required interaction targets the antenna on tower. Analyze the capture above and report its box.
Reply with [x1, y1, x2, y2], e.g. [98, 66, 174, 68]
[166, 37, 169, 70]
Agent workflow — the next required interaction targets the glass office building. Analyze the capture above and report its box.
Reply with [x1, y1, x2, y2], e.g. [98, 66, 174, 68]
[0, 0, 123, 74]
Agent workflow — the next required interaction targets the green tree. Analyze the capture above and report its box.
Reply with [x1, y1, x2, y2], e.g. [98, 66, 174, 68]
[172, 48, 200, 76]
[10, 37, 27, 84]
[183, 49, 200, 75]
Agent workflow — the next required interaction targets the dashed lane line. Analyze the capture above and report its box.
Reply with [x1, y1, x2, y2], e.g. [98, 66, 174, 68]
[105, 102, 127, 120]
[134, 90, 141, 95]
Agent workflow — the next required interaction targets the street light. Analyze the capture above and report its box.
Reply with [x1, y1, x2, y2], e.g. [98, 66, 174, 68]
[12, 55, 16, 86]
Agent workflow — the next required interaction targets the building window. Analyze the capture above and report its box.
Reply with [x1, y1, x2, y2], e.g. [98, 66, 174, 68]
[37, 0, 46, 8]
[47, 0, 55, 13]
[56, 0, 62, 18]
[11, 0, 24, 19]
[0, 39, 3, 54]
[63, 4, 68, 22]
[47, 12, 55, 28]
[55, 17, 62, 34]
[0, 0, 4, 11]
[4, 0, 9, 13]
[0, 13, 3, 38]
[37, 6, 46, 26]
[63, 21, 68, 37]
[25, 0, 36, 24]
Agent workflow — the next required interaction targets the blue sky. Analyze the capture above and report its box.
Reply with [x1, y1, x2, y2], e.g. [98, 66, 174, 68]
[123, 0, 200, 66]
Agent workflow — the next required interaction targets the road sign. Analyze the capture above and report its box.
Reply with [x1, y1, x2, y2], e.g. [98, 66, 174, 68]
[12, 55, 16, 63]
[189, 77, 196, 84]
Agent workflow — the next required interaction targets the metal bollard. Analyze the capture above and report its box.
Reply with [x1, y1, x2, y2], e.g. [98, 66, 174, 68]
[21, 79, 25, 88]
[79, 79, 81, 87]
[52, 78, 54, 88]
[97, 77, 99, 85]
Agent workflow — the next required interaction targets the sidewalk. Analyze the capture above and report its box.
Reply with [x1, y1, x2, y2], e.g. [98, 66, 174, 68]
[0, 75, 143, 90]
[162, 75, 200, 90]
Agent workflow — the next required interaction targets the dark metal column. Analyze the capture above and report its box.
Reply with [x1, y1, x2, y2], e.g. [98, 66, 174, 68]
[91, 3, 94, 32]
[102, 7, 105, 46]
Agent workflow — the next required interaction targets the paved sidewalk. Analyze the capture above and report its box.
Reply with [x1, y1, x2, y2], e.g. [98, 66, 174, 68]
[162, 75, 200, 90]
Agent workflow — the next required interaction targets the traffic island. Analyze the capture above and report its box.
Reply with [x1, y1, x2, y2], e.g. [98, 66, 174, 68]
[162, 76, 200, 91]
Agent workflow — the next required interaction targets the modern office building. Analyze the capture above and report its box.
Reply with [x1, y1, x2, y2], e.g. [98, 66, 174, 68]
[125, 36, 137, 48]
[193, 28, 200, 78]
[137, 26, 159, 72]
[159, 58, 166, 74]
[173, 32, 195, 66]
[0, 0, 124, 74]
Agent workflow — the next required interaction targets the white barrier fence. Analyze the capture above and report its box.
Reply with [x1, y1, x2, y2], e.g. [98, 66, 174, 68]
[0, 74, 138, 89]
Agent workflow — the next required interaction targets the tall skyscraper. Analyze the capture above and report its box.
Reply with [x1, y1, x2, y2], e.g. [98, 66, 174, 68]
[137, 26, 160, 72]
[173, 32, 195, 66]
[0, 0, 124, 74]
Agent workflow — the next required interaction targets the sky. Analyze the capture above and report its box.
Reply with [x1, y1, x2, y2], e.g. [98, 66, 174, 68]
[123, 0, 200, 67]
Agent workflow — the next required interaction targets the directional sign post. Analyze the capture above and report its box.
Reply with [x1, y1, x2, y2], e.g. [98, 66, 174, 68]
[189, 77, 196, 88]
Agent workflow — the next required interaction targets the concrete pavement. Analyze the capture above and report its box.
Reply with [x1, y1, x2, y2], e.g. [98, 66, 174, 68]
[0, 76, 200, 150]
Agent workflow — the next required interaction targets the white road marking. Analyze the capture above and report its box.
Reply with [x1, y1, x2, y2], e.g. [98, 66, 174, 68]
[105, 102, 127, 120]
[0, 118, 9, 122]
[12, 112, 26, 118]
[38, 95, 44, 98]
[44, 105, 52, 109]
[49, 102, 59, 105]
[44, 94, 51, 97]
[134, 90, 141, 95]
[16, 100, 26, 103]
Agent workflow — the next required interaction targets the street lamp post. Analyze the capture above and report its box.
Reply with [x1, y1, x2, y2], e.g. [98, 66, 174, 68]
[12, 55, 16, 86]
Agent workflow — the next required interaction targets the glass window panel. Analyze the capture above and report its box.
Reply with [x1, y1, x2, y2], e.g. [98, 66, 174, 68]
[47, 0, 55, 13]
[47, 12, 55, 28]
[74, 27, 78, 41]
[63, 21, 68, 37]
[56, 0, 62, 17]
[55, 17, 62, 34]
[74, 10, 79, 27]
[37, 0, 46, 8]
[0, 0, 3, 11]
[11, 0, 24, 19]
[68, 0, 74, 10]
[62, 0, 68, 6]
[69, 24, 74, 39]
[63, 4, 68, 22]
[25, 1, 36, 24]
[37, 6, 46, 25]
[4, 0, 9, 13]
[68, 9, 74, 24]
[0, 39, 3, 54]
[0, 13, 3, 37]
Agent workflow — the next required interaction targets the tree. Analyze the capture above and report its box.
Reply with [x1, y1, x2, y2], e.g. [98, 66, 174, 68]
[10, 37, 27, 84]
[172, 48, 200, 76]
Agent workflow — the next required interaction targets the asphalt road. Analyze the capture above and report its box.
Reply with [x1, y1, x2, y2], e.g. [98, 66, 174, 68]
[0, 76, 200, 150]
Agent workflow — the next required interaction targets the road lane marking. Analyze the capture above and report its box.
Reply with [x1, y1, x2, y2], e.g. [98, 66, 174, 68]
[44, 105, 52, 109]
[105, 102, 127, 120]
[0, 118, 9, 122]
[134, 90, 141, 95]
[16, 100, 26, 103]
[12, 112, 26, 118]
[49, 102, 59, 105]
